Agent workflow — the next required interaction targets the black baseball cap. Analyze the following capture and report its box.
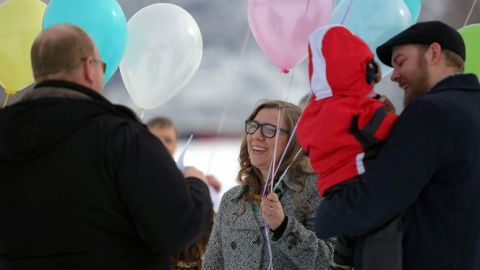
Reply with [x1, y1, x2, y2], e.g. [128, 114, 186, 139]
[376, 21, 465, 67]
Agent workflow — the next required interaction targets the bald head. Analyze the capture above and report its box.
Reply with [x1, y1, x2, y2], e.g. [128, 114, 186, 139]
[31, 24, 104, 91]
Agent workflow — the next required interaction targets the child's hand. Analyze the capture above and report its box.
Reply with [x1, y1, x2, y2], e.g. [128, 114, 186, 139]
[382, 96, 396, 114]
[374, 94, 396, 114]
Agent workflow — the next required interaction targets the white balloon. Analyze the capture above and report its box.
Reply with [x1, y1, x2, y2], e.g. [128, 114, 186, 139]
[120, 3, 203, 110]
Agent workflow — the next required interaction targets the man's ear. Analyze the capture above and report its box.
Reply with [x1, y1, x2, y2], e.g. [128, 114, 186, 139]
[428, 42, 442, 65]
[83, 57, 95, 83]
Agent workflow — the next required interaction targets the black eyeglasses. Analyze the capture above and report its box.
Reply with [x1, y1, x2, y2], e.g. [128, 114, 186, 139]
[245, 120, 289, 138]
[81, 57, 107, 74]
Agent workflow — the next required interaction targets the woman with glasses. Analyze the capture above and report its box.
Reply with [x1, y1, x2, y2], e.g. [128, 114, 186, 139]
[203, 100, 334, 270]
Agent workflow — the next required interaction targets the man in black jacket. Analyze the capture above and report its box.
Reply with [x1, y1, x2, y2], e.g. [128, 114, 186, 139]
[314, 21, 480, 269]
[0, 24, 213, 270]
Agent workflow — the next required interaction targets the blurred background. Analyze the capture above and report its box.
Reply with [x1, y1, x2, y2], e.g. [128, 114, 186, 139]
[1, 0, 478, 197]
[92, 0, 480, 136]
[1, 0, 479, 135]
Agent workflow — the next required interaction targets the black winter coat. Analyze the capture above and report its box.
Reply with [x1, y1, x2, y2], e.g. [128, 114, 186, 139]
[315, 74, 480, 270]
[0, 80, 213, 270]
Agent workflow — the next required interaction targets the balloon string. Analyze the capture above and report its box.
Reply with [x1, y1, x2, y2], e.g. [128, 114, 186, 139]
[262, 158, 275, 197]
[269, 105, 284, 194]
[341, 0, 354, 25]
[2, 93, 10, 108]
[304, 0, 311, 15]
[138, 108, 145, 119]
[204, 94, 229, 174]
[273, 94, 312, 181]
[273, 149, 303, 192]
[239, 25, 251, 57]
[261, 158, 274, 269]
[268, 70, 296, 186]
[264, 220, 274, 270]
[267, 2, 308, 187]
[205, 26, 250, 175]
[266, 69, 295, 191]
[464, 0, 478, 26]
[261, 69, 296, 270]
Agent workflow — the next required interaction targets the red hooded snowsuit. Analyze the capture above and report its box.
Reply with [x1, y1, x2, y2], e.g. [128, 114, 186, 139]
[296, 25, 398, 196]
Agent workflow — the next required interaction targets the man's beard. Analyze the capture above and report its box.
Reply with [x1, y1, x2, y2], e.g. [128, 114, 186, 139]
[403, 56, 431, 107]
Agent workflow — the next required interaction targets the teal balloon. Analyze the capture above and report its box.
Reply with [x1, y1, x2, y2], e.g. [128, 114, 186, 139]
[43, 0, 127, 84]
[404, 0, 421, 22]
[330, 0, 412, 76]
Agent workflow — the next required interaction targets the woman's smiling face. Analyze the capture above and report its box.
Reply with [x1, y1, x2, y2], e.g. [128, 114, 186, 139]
[246, 108, 288, 180]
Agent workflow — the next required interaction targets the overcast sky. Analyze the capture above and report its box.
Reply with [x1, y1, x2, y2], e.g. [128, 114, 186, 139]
[1, 0, 479, 136]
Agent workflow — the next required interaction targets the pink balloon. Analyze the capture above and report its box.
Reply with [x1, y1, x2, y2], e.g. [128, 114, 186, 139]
[248, 0, 333, 73]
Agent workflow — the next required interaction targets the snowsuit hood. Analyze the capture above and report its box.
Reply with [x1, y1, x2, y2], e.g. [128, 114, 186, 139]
[308, 25, 376, 100]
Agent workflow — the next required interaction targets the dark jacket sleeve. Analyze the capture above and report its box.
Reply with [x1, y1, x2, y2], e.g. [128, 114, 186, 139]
[107, 121, 213, 252]
[315, 99, 449, 238]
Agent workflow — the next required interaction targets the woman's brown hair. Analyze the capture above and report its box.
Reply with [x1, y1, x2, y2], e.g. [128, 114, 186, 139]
[235, 100, 313, 216]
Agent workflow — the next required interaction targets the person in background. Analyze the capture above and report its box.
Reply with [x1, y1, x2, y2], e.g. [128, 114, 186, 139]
[314, 20, 480, 270]
[147, 117, 179, 156]
[147, 116, 223, 201]
[296, 25, 399, 270]
[147, 116, 219, 270]
[0, 24, 212, 270]
[203, 99, 334, 270]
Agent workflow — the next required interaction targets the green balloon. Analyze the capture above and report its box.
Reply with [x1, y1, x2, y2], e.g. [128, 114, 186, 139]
[459, 24, 480, 78]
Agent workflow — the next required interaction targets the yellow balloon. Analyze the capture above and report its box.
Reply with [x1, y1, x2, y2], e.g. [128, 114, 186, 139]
[0, 0, 46, 95]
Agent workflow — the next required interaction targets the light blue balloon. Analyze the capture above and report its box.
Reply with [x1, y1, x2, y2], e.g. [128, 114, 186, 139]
[43, 0, 127, 84]
[404, 0, 422, 23]
[330, 0, 412, 76]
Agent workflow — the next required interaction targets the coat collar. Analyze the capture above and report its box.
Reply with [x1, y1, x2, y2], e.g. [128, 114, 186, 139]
[429, 73, 479, 94]
[33, 80, 110, 104]
[28, 80, 141, 123]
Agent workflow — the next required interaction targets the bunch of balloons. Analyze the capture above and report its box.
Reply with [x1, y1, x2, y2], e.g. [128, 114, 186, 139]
[2, 0, 478, 110]
[1, 0, 202, 111]
[248, 0, 423, 76]
[0, 0, 127, 99]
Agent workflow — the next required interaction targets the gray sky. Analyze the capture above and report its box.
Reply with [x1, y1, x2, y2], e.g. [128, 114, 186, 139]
[1, 0, 479, 136]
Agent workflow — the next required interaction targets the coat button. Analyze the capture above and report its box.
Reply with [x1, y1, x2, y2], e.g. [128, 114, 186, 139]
[231, 241, 237, 250]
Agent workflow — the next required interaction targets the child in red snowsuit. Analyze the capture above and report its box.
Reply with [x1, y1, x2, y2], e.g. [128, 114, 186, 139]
[296, 25, 400, 270]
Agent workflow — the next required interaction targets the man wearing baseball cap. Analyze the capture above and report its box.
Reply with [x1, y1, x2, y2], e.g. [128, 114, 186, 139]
[314, 21, 480, 270]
